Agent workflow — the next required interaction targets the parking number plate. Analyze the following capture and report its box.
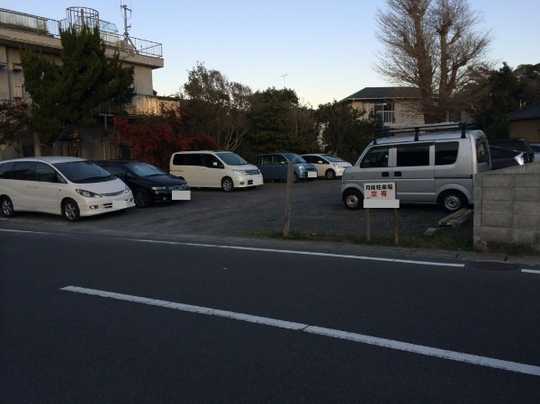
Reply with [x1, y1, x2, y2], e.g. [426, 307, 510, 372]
[308, 171, 317, 178]
[172, 190, 191, 201]
[112, 200, 127, 209]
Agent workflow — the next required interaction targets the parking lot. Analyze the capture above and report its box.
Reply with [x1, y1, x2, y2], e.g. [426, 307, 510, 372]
[0, 180, 457, 241]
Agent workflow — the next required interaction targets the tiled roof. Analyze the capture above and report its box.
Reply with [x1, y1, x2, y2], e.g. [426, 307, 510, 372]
[343, 87, 421, 101]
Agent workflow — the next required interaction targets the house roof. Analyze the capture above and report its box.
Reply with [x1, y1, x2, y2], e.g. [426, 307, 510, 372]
[344, 87, 421, 101]
[511, 104, 540, 121]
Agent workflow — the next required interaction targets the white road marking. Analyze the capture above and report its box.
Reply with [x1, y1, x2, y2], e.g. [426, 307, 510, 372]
[521, 269, 540, 275]
[0, 228, 53, 235]
[129, 239, 465, 268]
[0, 227, 465, 269]
[61, 285, 540, 377]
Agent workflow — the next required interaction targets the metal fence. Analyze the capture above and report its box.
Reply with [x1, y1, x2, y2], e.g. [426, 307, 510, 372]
[0, 8, 59, 35]
[0, 8, 162, 58]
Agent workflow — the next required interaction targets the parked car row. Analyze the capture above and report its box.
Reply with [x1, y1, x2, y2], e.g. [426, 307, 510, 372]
[0, 150, 352, 221]
[1, 127, 533, 222]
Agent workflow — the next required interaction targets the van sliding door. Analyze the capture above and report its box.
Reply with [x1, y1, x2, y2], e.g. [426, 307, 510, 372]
[394, 144, 435, 203]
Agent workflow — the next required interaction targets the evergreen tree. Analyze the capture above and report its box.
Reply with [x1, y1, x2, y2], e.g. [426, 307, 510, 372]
[22, 25, 134, 154]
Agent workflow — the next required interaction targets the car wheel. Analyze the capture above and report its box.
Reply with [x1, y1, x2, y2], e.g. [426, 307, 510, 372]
[440, 191, 465, 212]
[134, 189, 152, 208]
[222, 177, 234, 192]
[62, 199, 80, 222]
[0, 196, 15, 217]
[325, 169, 336, 180]
[343, 189, 363, 210]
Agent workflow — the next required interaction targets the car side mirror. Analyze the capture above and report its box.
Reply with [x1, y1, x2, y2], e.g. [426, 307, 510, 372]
[318, 160, 324, 164]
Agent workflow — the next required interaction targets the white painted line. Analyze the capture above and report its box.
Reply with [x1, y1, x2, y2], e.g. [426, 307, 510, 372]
[521, 269, 540, 275]
[61, 285, 540, 377]
[129, 239, 465, 269]
[0, 228, 53, 236]
[0, 227, 465, 269]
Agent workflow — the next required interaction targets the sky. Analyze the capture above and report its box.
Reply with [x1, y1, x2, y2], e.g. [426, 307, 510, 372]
[2, 0, 539, 106]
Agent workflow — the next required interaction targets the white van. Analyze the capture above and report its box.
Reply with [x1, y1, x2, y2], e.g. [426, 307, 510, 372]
[0, 157, 134, 221]
[170, 151, 263, 192]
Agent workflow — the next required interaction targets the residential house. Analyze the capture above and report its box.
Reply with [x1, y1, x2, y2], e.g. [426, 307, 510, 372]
[0, 7, 177, 159]
[510, 104, 540, 143]
[343, 87, 425, 128]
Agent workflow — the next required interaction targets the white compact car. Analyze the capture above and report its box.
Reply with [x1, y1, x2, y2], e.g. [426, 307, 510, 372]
[301, 154, 352, 179]
[170, 151, 264, 192]
[0, 157, 135, 221]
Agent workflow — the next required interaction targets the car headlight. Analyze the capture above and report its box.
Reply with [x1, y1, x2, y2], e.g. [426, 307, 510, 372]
[76, 189, 103, 198]
[123, 187, 131, 194]
[515, 154, 525, 166]
[233, 169, 248, 175]
[151, 186, 168, 191]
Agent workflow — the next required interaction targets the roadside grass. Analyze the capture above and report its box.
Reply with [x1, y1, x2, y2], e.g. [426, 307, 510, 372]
[250, 226, 474, 252]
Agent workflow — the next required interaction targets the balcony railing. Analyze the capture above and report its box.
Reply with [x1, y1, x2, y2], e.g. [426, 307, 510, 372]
[0, 8, 162, 58]
[0, 8, 59, 36]
[375, 110, 396, 125]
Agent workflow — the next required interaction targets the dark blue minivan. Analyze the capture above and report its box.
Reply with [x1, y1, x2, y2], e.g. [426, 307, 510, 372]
[256, 153, 317, 182]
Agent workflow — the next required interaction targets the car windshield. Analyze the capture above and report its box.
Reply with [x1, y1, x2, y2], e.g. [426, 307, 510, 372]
[54, 161, 114, 184]
[215, 152, 248, 166]
[283, 153, 306, 163]
[323, 155, 344, 163]
[128, 162, 166, 177]
[530, 144, 540, 152]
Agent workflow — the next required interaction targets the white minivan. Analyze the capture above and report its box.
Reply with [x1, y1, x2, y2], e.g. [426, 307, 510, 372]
[170, 151, 263, 192]
[0, 157, 135, 221]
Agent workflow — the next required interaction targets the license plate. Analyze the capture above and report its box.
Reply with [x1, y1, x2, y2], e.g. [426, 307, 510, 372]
[172, 190, 191, 201]
[112, 200, 127, 209]
[307, 171, 317, 178]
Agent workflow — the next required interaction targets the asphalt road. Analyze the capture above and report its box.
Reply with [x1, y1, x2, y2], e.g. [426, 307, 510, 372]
[2, 229, 540, 404]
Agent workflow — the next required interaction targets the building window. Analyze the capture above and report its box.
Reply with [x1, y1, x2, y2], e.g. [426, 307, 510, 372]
[372, 101, 395, 125]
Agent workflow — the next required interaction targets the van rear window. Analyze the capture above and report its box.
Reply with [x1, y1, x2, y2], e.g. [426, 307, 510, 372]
[436, 142, 459, 165]
[476, 139, 489, 163]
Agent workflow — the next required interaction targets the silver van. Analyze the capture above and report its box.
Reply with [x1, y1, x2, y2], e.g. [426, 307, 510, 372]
[341, 124, 491, 212]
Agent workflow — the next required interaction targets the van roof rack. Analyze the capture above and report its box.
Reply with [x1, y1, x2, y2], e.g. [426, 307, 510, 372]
[373, 122, 477, 145]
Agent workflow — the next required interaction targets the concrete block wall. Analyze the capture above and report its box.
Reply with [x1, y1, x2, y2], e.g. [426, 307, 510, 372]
[474, 162, 540, 250]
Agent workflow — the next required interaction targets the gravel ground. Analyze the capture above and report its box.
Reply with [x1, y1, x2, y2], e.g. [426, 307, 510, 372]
[0, 180, 454, 240]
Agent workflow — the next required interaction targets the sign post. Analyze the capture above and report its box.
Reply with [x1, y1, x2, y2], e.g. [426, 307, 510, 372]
[363, 182, 400, 245]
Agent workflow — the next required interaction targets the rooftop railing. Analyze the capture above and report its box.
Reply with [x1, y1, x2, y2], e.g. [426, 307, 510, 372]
[0, 8, 162, 58]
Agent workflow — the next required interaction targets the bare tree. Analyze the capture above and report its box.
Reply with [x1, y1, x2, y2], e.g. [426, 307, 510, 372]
[181, 63, 252, 151]
[377, 0, 490, 122]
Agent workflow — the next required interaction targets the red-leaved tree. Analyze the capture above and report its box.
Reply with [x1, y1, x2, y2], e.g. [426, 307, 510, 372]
[113, 117, 217, 169]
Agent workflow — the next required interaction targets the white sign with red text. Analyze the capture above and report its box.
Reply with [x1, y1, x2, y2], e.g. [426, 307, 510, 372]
[363, 182, 400, 209]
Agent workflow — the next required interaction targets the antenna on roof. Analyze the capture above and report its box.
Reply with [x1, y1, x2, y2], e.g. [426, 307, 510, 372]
[120, 0, 132, 42]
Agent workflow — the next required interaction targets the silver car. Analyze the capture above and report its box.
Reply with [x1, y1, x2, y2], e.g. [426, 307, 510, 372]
[341, 124, 491, 212]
